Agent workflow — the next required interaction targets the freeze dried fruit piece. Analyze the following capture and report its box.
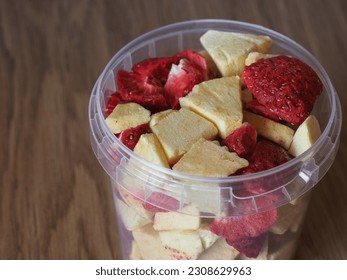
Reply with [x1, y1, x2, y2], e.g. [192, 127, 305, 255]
[175, 49, 210, 80]
[209, 208, 278, 243]
[153, 204, 200, 231]
[179, 76, 243, 139]
[117, 57, 174, 112]
[105, 103, 151, 134]
[198, 238, 240, 260]
[245, 52, 277, 66]
[198, 223, 220, 250]
[172, 138, 249, 177]
[133, 133, 170, 168]
[241, 139, 292, 175]
[227, 233, 267, 258]
[116, 198, 152, 231]
[105, 92, 124, 117]
[221, 123, 257, 159]
[132, 224, 174, 259]
[159, 230, 204, 260]
[164, 59, 204, 109]
[246, 99, 281, 122]
[288, 115, 321, 156]
[243, 110, 294, 150]
[198, 49, 220, 78]
[200, 30, 272, 76]
[150, 108, 218, 164]
[142, 192, 180, 213]
[242, 55, 323, 126]
[118, 123, 151, 150]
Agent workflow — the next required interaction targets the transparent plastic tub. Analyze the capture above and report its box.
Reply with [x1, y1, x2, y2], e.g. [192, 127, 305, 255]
[88, 20, 341, 260]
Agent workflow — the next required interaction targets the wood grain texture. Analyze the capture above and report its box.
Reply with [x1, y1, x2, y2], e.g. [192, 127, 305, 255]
[0, 0, 346, 259]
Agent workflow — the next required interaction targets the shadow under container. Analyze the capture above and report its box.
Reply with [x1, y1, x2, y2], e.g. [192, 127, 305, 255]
[88, 20, 342, 260]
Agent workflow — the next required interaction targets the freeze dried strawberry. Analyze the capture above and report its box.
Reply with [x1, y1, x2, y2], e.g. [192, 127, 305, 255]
[246, 99, 281, 122]
[105, 92, 124, 117]
[209, 208, 278, 242]
[117, 57, 174, 112]
[142, 192, 180, 212]
[242, 55, 322, 126]
[221, 124, 257, 159]
[238, 139, 292, 197]
[118, 123, 151, 150]
[227, 233, 267, 258]
[242, 139, 291, 175]
[175, 50, 211, 79]
[164, 59, 204, 109]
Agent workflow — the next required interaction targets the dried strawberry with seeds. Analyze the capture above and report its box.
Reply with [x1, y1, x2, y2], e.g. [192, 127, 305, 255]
[221, 124, 257, 159]
[117, 57, 175, 113]
[142, 192, 180, 212]
[105, 91, 124, 117]
[118, 123, 151, 150]
[227, 233, 267, 258]
[209, 206, 278, 243]
[242, 55, 322, 126]
[246, 99, 281, 122]
[164, 59, 204, 109]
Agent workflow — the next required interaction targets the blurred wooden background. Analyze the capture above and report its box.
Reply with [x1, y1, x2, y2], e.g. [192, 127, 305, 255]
[0, 0, 346, 259]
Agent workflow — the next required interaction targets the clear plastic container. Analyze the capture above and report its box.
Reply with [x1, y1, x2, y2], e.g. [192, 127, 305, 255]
[88, 20, 341, 260]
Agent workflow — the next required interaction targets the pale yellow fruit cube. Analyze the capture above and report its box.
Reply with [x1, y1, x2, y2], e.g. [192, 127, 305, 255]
[198, 238, 239, 260]
[179, 76, 242, 139]
[288, 115, 321, 156]
[200, 30, 272, 76]
[150, 108, 218, 164]
[134, 133, 170, 168]
[172, 138, 248, 176]
[245, 52, 278, 66]
[105, 102, 150, 134]
[243, 111, 294, 150]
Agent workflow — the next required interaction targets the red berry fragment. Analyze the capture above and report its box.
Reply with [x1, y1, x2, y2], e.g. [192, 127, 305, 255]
[221, 124, 257, 159]
[241, 139, 292, 175]
[117, 57, 174, 112]
[246, 99, 281, 122]
[175, 50, 210, 80]
[105, 92, 124, 117]
[118, 123, 151, 150]
[142, 192, 180, 212]
[242, 55, 322, 126]
[164, 59, 204, 109]
[226, 233, 267, 258]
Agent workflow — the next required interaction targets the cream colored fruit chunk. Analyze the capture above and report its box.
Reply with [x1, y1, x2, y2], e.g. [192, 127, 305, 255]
[243, 111, 294, 149]
[200, 30, 272, 76]
[132, 224, 173, 259]
[288, 115, 321, 156]
[116, 198, 151, 231]
[159, 230, 204, 260]
[245, 52, 278, 66]
[180, 76, 242, 139]
[150, 108, 218, 164]
[173, 138, 249, 176]
[133, 133, 170, 168]
[105, 102, 150, 134]
[150, 109, 175, 127]
[153, 204, 200, 231]
[198, 49, 220, 76]
[198, 223, 219, 249]
[129, 240, 142, 260]
[198, 238, 239, 260]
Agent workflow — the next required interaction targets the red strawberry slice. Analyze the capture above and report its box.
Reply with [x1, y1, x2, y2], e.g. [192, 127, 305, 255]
[175, 50, 211, 79]
[242, 55, 322, 126]
[105, 91, 124, 117]
[239, 139, 292, 196]
[221, 124, 257, 159]
[164, 59, 204, 109]
[118, 123, 151, 150]
[117, 57, 174, 113]
[209, 207, 278, 243]
[241, 139, 292, 175]
[246, 99, 281, 122]
[227, 233, 267, 258]
[142, 192, 180, 212]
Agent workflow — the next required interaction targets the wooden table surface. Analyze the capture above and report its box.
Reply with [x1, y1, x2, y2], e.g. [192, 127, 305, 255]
[1, 0, 346, 260]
